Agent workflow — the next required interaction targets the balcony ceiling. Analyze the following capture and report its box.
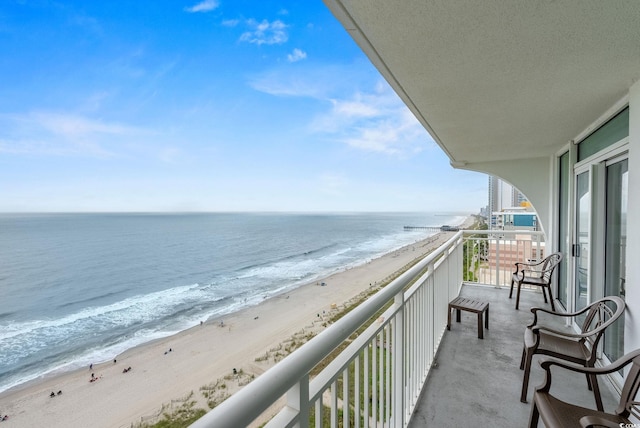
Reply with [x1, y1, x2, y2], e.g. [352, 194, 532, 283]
[324, 0, 640, 165]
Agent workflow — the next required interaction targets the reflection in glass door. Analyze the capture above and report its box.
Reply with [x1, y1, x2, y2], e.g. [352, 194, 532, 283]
[604, 159, 627, 364]
[575, 171, 590, 313]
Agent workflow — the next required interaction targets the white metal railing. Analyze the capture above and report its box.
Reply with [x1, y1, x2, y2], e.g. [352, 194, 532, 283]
[460, 229, 546, 288]
[191, 231, 464, 428]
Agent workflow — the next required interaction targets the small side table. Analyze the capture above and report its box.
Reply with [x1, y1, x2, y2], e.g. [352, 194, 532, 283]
[447, 297, 489, 339]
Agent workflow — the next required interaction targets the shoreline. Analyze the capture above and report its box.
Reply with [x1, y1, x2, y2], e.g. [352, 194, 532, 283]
[0, 217, 474, 427]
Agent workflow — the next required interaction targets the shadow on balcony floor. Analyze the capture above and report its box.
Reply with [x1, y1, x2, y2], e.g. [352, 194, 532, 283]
[408, 284, 619, 427]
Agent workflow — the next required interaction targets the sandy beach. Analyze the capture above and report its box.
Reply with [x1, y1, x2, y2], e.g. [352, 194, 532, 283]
[0, 219, 473, 427]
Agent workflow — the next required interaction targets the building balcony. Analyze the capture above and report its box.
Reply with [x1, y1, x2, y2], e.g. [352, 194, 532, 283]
[408, 284, 619, 427]
[191, 231, 619, 427]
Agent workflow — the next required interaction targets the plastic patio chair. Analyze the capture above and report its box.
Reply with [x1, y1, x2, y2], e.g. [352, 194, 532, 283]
[520, 296, 626, 409]
[510, 252, 563, 310]
[528, 348, 640, 428]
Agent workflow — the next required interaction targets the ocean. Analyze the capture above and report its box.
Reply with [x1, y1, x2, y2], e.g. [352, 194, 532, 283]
[0, 212, 466, 394]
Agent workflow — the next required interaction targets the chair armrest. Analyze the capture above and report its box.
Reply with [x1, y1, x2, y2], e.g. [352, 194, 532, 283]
[532, 325, 586, 339]
[527, 304, 594, 328]
[527, 306, 572, 327]
[537, 349, 640, 393]
[519, 259, 546, 268]
[514, 269, 541, 281]
[514, 260, 544, 274]
[579, 415, 623, 428]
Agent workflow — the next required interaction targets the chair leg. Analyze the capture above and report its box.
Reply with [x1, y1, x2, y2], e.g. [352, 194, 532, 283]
[520, 347, 526, 370]
[547, 286, 555, 311]
[585, 372, 593, 390]
[528, 399, 540, 428]
[541, 286, 548, 303]
[521, 349, 534, 402]
[485, 305, 489, 330]
[515, 281, 523, 309]
[590, 373, 604, 411]
[509, 278, 515, 298]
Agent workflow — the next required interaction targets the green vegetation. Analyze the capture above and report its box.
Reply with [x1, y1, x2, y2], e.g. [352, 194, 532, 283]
[463, 216, 487, 282]
[134, 392, 206, 428]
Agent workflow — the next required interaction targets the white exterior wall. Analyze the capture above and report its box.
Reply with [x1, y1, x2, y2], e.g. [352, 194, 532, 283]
[625, 81, 640, 354]
[461, 157, 551, 236]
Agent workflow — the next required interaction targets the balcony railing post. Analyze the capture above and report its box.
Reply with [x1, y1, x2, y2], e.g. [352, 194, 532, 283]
[393, 291, 405, 428]
[428, 260, 436, 370]
[287, 373, 309, 428]
[495, 236, 501, 286]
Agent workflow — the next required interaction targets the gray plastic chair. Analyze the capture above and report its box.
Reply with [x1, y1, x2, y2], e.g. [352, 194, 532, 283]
[510, 252, 563, 310]
[520, 296, 626, 409]
[528, 348, 640, 427]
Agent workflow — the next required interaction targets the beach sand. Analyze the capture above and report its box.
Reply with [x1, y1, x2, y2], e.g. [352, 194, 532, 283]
[0, 217, 474, 428]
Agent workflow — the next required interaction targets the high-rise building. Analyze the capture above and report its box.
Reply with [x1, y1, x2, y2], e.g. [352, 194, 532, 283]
[488, 176, 537, 230]
[488, 176, 529, 213]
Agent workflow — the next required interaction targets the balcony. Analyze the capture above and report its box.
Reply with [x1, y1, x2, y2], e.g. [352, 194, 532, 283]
[408, 284, 619, 427]
[191, 230, 619, 427]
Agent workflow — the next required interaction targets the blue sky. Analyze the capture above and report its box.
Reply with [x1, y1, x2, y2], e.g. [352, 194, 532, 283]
[0, 0, 487, 213]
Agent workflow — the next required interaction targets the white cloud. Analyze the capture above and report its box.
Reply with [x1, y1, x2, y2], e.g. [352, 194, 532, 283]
[331, 98, 379, 118]
[249, 63, 432, 157]
[249, 69, 325, 98]
[185, 0, 219, 13]
[239, 19, 288, 45]
[222, 19, 240, 27]
[248, 63, 364, 98]
[335, 107, 428, 156]
[287, 48, 307, 62]
[313, 88, 430, 156]
[0, 112, 153, 158]
[32, 112, 137, 137]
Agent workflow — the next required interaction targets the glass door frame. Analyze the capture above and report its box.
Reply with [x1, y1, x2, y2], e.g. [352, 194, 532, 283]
[572, 164, 592, 317]
[602, 155, 628, 368]
[571, 139, 628, 387]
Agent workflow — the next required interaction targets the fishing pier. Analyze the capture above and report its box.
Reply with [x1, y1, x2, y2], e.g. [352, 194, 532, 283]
[404, 225, 460, 232]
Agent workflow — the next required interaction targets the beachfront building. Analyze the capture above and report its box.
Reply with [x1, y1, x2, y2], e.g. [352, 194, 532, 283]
[492, 209, 538, 232]
[193, 2, 640, 426]
[488, 176, 532, 229]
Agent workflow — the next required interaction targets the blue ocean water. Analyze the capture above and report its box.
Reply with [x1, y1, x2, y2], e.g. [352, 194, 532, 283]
[0, 212, 466, 393]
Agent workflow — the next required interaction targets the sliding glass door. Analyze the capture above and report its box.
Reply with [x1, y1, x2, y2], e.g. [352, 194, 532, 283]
[603, 158, 627, 364]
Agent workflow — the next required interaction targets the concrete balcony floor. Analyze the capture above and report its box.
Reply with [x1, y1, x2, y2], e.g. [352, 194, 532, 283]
[409, 284, 620, 427]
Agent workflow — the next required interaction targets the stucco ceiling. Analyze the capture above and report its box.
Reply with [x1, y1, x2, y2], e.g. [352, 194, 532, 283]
[324, 0, 640, 166]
